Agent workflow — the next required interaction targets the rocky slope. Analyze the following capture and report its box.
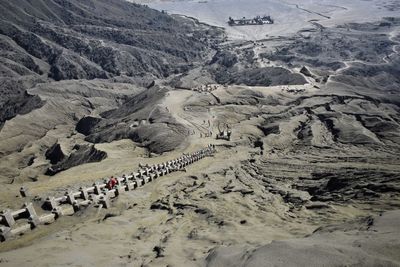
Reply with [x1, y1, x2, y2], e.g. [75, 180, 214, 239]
[0, 0, 215, 81]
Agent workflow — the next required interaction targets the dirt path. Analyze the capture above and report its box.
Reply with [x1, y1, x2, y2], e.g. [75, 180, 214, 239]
[162, 89, 216, 143]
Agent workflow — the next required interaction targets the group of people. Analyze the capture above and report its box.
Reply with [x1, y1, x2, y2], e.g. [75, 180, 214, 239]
[193, 84, 219, 93]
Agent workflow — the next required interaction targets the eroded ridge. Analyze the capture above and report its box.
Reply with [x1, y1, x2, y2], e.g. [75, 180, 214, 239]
[0, 145, 216, 242]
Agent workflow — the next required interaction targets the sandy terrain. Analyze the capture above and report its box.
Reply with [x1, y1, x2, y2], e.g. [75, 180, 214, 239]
[206, 210, 400, 266]
[136, 0, 400, 40]
[1, 80, 400, 265]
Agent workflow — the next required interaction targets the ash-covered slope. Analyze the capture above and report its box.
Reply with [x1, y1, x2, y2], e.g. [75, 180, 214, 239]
[0, 0, 212, 81]
[205, 210, 400, 267]
[0, 78, 43, 128]
[76, 86, 189, 154]
[0, 0, 219, 129]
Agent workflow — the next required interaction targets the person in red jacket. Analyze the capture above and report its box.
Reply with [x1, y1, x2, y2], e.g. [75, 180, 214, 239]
[107, 176, 118, 190]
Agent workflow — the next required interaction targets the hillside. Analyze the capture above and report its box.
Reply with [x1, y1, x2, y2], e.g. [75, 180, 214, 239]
[0, 0, 215, 80]
[0, 0, 222, 131]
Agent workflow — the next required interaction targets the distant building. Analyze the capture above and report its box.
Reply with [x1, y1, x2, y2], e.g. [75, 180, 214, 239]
[228, 15, 274, 26]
